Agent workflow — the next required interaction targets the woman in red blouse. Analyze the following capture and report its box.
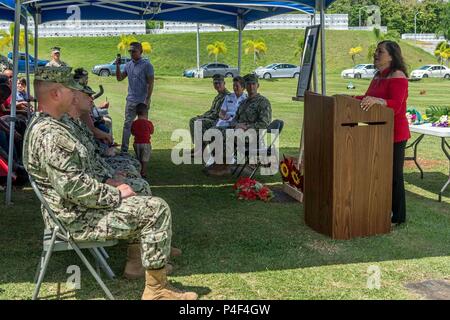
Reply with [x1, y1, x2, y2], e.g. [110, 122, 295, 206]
[356, 40, 410, 226]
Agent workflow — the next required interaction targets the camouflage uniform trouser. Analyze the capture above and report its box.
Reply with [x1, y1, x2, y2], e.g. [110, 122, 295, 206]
[70, 196, 171, 270]
[189, 116, 218, 143]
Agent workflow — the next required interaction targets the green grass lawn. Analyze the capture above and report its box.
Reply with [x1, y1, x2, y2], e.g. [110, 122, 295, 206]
[0, 30, 449, 300]
[0, 73, 449, 300]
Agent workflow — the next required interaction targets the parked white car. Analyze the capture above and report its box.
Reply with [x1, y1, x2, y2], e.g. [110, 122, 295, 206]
[410, 65, 450, 79]
[341, 64, 376, 79]
[254, 63, 301, 79]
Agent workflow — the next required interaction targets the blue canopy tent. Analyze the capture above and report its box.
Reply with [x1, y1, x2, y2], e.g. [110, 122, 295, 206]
[2, 0, 337, 204]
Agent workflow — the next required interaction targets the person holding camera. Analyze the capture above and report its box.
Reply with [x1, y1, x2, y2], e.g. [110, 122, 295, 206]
[116, 42, 155, 153]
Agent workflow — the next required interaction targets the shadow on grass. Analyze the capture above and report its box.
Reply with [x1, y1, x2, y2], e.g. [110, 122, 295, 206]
[1, 148, 449, 299]
[404, 171, 450, 200]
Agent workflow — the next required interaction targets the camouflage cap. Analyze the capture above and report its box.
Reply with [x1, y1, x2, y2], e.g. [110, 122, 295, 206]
[243, 73, 258, 84]
[80, 85, 95, 96]
[212, 74, 225, 82]
[34, 66, 84, 92]
[73, 67, 89, 86]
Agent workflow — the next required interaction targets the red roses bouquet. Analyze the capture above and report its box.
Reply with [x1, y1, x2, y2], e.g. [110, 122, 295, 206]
[233, 177, 274, 202]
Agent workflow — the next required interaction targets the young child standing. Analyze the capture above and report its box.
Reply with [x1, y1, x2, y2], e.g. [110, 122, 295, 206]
[131, 103, 154, 178]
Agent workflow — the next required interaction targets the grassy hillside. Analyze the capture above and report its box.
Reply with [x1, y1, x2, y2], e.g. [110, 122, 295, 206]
[1, 29, 435, 76]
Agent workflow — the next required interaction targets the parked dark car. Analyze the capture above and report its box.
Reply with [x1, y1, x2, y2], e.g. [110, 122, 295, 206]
[7, 52, 49, 73]
[182, 63, 238, 78]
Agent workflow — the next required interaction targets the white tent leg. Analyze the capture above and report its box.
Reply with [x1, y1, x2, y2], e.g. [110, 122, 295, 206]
[237, 15, 243, 76]
[196, 23, 200, 78]
[320, 0, 326, 95]
[25, 16, 31, 119]
[312, 12, 318, 93]
[34, 12, 39, 108]
[6, 0, 22, 205]
[238, 27, 242, 75]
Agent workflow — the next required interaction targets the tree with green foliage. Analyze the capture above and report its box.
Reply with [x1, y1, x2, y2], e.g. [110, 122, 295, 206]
[0, 23, 34, 52]
[349, 46, 363, 65]
[434, 41, 450, 66]
[328, 0, 447, 35]
[206, 41, 227, 62]
[244, 38, 268, 65]
[117, 34, 138, 53]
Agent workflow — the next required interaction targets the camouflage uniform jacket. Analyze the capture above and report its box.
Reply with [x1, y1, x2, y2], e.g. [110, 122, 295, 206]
[61, 115, 115, 179]
[233, 93, 272, 130]
[46, 60, 68, 67]
[200, 89, 230, 120]
[0, 54, 12, 73]
[23, 112, 121, 229]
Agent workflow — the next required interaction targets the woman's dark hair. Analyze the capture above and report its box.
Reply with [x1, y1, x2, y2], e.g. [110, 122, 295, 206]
[233, 76, 245, 88]
[378, 40, 408, 77]
[136, 103, 148, 116]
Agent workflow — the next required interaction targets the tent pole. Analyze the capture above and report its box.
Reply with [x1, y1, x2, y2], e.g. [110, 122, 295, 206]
[6, 0, 22, 205]
[34, 11, 39, 109]
[320, 0, 326, 94]
[238, 26, 242, 76]
[25, 15, 31, 120]
[196, 23, 200, 78]
[237, 15, 243, 76]
[312, 12, 318, 93]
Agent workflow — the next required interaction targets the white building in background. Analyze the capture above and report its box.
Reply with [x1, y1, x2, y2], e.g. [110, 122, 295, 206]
[0, 14, 348, 38]
[0, 20, 146, 37]
[162, 14, 349, 34]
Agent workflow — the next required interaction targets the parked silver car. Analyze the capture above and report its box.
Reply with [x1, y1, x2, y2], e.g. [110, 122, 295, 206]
[254, 63, 301, 79]
[410, 65, 450, 79]
[341, 64, 376, 79]
[198, 63, 238, 78]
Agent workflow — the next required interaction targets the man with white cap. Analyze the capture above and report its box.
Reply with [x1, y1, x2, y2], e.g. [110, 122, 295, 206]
[46, 47, 68, 67]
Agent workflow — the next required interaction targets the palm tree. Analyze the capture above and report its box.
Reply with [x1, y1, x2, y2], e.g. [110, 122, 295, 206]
[434, 41, 450, 66]
[142, 41, 152, 55]
[117, 34, 138, 53]
[244, 39, 267, 65]
[294, 37, 305, 63]
[349, 46, 363, 65]
[0, 22, 34, 52]
[206, 41, 227, 62]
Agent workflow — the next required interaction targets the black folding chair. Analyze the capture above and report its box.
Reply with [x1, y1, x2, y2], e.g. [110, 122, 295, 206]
[29, 176, 117, 300]
[233, 119, 284, 179]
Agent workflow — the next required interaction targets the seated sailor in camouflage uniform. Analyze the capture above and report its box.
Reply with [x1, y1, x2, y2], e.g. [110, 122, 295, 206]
[23, 67, 197, 300]
[71, 68, 143, 177]
[189, 74, 229, 155]
[62, 82, 152, 196]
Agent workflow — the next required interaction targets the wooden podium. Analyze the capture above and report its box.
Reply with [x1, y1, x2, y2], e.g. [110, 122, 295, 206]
[304, 92, 394, 239]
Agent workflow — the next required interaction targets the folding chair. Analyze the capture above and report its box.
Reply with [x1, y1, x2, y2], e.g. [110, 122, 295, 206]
[29, 176, 117, 300]
[233, 119, 284, 179]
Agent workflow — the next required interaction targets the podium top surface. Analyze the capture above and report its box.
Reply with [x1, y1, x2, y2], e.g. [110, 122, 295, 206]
[409, 123, 450, 138]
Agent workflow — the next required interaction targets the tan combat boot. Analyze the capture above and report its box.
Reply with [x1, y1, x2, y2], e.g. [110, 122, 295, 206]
[124, 244, 173, 279]
[142, 266, 198, 300]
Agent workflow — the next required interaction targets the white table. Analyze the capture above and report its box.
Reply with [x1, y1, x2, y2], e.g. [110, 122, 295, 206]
[407, 123, 450, 201]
